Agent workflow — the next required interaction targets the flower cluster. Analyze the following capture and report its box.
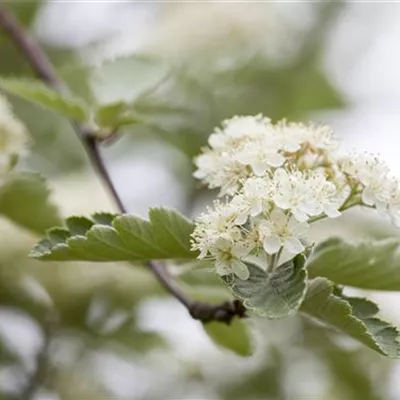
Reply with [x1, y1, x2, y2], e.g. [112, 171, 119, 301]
[0, 94, 29, 182]
[191, 114, 400, 280]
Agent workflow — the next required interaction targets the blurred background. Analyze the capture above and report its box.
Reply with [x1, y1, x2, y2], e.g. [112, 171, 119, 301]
[1, 1, 400, 399]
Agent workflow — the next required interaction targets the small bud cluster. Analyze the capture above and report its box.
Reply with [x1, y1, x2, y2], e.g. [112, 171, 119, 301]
[191, 114, 400, 280]
[0, 94, 29, 182]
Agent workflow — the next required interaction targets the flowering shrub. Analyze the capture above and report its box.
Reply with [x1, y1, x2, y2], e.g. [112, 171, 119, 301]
[1, 3, 400, 360]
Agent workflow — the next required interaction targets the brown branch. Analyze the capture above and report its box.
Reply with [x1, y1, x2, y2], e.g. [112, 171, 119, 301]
[0, 4, 246, 324]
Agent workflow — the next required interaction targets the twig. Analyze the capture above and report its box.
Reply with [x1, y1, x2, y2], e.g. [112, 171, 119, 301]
[0, 5, 245, 324]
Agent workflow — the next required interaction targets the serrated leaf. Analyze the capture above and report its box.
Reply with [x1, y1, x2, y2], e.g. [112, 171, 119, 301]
[224, 254, 308, 319]
[30, 207, 196, 262]
[0, 78, 90, 121]
[149, 207, 194, 258]
[203, 319, 253, 356]
[308, 238, 400, 291]
[301, 278, 400, 358]
[0, 171, 62, 234]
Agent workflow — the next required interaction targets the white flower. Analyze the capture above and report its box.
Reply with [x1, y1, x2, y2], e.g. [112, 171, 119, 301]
[307, 171, 344, 218]
[231, 177, 271, 224]
[272, 169, 344, 221]
[191, 201, 245, 258]
[209, 235, 251, 280]
[272, 169, 313, 222]
[193, 151, 219, 180]
[275, 119, 307, 152]
[305, 123, 338, 152]
[236, 137, 285, 176]
[258, 208, 308, 255]
[194, 151, 249, 196]
[340, 154, 392, 208]
[208, 114, 271, 150]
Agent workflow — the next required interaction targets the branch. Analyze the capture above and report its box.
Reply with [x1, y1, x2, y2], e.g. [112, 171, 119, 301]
[0, 5, 246, 324]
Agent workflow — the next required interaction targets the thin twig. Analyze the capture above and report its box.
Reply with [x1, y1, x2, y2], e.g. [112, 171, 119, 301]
[0, 4, 246, 325]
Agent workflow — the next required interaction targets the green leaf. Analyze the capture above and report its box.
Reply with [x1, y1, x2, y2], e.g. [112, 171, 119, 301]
[301, 278, 400, 358]
[0, 78, 90, 121]
[90, 54, 169, 104]
[30, 207, 196, 262]
[0, 172, 62, 234]
[149, 207, 194, 259]
[224, 254, 308, 319]
[308, 237, 400, 291]
[203, 319, 253, 356]
[95, 101, 138, 129]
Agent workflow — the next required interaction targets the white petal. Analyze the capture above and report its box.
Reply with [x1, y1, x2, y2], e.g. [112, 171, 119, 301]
[284, 237, 304, 255]
[215, 260, 230, 276]
[376, 200, 387, 215]
[267, 152, 285, 167]
[209, 133, 225, 148]
[212, 236, 231, 252]
[263, 236, 281, 254]
[235, 212, 248, 225]
[258, 220, 272, 236]
[232, 243, 252, 258]
[270, 208, 288, 226]
[288, 218, 308, 235]
[232, 260, 250, 280]
[323, 204, 341, 218]
[252, 161, 268, 176]
[292, 209, 309, 222]
[273, 196, 291, 210]
[250, 200, 263, 217]
[361, 187, 376, 206]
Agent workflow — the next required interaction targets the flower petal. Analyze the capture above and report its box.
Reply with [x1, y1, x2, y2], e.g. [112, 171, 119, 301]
[263, 236, 281, 254]
[323, 204, 341, 218]
[284, 237, 304, 255]
[232, 260, 250, 280]
[215, 260, 230, 276]
[252, 161, 268, 176]
[267, 152, 285, 167]
[235, 212, 248, 225]
[361, 187, 376, 206]
[250, 200, 263, 217]
[292, 209, 309, 222]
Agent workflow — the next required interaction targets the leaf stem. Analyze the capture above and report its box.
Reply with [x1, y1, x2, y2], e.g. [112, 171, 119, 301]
[0, 5, 245, 325]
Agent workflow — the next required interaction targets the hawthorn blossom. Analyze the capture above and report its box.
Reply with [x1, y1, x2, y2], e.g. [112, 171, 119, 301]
[340, 154, 393, 208]
[236, 138, 285, 176]
[304, 122, 338, 152]
[191, 201, 241, 258]
[209, 235, 251, 280]
[231, 177, 271, 225]
[208, 114, 271, 150]
[274, 119, 308, 152]
[192, 114, 400, 280]
[258, 208, 308, 255]
[272, 169, 314, 222]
